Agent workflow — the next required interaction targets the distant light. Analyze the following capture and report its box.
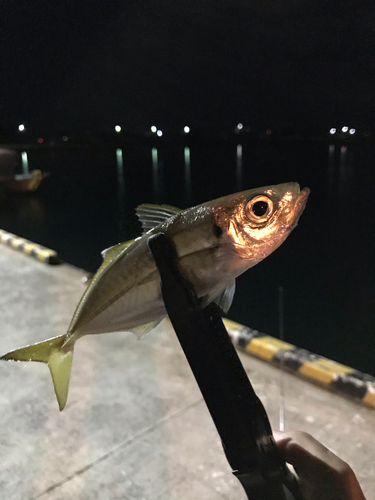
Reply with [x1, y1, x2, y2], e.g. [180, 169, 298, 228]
[18, 124, 25, 132]
[349, 128, 356, 135]
[115, 125, 121, 133]
[237, 123, 243, 130]
[62, 136, 68, 142]
[156, 130, 163, 137]
[330, 128, 336, 135]
[151, 126, 157, 133]
[184, 126, 190, 134]
[342, 126, 349, 132]
[37, 138, 44, 144]
[266, 129, 272, 135]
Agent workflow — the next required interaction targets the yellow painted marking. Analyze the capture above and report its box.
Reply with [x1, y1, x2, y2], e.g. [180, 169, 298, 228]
[221, 318, 372, 406]
[0, 230, 14, 237]
[223, 319, 244, 330]
[363, 389, 375, 408]
[298, 357, 353, 385]
[299, 362, 334, 384]
[0, 230, 59, 265]
[312, 357, 354, 374]
[10, 238, 26, 249]
[23, 243, 38, 255]
[36, 249, 56, 261]
[246, 336, 294, 360]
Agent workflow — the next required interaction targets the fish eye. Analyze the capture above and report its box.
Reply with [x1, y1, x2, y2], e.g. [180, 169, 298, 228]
[252, 200, 268, 216]
[245, 195, 273, 223]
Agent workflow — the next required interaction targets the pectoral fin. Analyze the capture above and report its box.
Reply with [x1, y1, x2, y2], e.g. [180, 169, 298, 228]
[214, 280, 236, 313]
[202, 280, 236, 314]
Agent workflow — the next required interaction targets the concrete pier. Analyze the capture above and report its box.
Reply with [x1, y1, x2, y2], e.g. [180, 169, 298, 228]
[0, 244, 374, 499]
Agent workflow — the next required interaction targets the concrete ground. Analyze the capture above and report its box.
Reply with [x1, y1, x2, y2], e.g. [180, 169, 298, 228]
[0, 244, 374, 500]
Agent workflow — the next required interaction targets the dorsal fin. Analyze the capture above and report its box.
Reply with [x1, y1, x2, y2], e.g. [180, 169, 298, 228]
[136, 204, 181, 233]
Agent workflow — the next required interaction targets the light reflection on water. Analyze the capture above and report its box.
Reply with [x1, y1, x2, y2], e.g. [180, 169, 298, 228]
[1, 142, 374, 375]
[116, 148, 125, 235]
[236, 144, 242, 191]
[21, 151, 29, 174]
[184, 146, 191, 206]
[151, 147, 159, 201]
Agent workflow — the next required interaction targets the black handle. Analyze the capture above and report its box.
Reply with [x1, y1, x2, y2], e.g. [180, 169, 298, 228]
[148, 233, 303, 500]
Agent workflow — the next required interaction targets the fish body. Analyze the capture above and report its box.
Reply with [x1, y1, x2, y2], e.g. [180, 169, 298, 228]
[1, 182, 309, 410]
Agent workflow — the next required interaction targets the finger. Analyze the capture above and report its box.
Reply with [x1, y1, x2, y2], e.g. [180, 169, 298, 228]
[277, 431, 345, 471]
[274, 431, 366, 500]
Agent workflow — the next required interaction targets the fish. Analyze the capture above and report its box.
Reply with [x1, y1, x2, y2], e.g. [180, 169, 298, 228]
[1, 182, 309, 411]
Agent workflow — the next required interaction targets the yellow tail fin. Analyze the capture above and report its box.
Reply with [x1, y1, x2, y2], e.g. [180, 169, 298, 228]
[1, 334, 74, 411]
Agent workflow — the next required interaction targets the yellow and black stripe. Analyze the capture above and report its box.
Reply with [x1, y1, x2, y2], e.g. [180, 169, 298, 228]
[0, 229, 60, 265]
[223, 318, 375, 409]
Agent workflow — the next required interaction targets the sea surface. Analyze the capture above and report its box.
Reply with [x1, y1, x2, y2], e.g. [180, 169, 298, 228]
[1, 140, 374, 375]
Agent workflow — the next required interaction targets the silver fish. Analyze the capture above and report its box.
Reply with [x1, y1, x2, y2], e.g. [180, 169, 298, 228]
[1, 182, 309, 410]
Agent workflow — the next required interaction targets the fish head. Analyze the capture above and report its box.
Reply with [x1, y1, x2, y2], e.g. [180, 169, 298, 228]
[215, 182, 310, 263]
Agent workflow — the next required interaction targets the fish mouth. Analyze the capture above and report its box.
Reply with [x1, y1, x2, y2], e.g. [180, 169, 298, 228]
[295, 186, 310, 215]
[281, 184, 309, 230]
[289, 186, 310, 229]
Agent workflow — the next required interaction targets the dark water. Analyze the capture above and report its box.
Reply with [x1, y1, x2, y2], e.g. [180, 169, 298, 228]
[1, 141, 374, 375]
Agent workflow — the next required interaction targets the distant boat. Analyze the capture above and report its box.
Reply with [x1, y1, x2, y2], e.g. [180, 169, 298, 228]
[0, 149, 49, 192]
[0, 169, 49, 193]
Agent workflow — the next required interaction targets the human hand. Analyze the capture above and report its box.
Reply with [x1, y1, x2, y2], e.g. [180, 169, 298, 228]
[274, 431, 365, 500]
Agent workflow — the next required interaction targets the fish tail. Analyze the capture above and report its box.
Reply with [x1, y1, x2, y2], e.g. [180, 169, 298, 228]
[1, 334, 74, 411]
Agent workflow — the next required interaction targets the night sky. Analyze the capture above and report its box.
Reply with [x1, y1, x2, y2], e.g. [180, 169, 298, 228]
[2, 1, 375, 135]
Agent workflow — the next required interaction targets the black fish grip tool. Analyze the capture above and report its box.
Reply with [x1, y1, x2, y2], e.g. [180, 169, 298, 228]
[148, 233, 303, 500]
